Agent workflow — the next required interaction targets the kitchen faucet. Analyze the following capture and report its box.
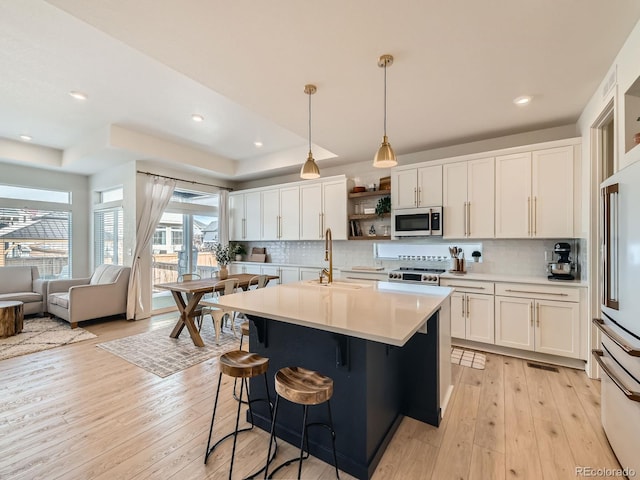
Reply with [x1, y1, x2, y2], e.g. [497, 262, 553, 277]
[321, 227, 333, 284]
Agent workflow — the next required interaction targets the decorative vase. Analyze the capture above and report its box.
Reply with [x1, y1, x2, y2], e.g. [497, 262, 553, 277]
[235, 254, 242, 261]
[219, 265, 228, 280]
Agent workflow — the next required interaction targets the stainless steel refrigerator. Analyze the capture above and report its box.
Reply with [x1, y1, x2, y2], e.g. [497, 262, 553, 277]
[594, 160, 640, 475]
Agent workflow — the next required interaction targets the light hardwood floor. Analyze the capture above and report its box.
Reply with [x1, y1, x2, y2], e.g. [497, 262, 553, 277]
[0, 314, 622, 480]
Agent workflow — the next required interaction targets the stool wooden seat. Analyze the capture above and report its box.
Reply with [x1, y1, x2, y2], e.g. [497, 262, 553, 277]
[275, 366, 334, 405]
[265, 366, 339, 479]
[219, 350, 268, 378]
[205, 350, 276, 479]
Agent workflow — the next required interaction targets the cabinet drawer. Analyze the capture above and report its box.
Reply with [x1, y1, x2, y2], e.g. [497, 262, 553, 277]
[495, 283, 579, 302]
[440, 279, 495, 294]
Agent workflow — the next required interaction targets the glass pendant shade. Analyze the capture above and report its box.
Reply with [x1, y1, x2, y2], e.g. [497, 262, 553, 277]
[300, 151, 320, 179]
[374, 135, 397, 168]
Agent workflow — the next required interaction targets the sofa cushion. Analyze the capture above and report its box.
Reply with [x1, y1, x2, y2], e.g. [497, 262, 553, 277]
[49, 293, 69, 309]
[0, 266, 37, 294]
[0, 292, 42, 303]
[90, 264, 124, 285]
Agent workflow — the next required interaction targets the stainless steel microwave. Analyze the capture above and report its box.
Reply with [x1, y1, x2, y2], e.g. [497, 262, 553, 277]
[391, 207, 443, 237]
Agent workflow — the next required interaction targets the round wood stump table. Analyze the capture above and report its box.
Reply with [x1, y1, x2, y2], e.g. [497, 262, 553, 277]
[0, 301, 24, 338]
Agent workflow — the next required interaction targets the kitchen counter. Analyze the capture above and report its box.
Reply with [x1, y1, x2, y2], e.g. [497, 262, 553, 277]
[216, 280, 452, 346]
[440, 271, 588, 287]
[216, 280, 453, 480]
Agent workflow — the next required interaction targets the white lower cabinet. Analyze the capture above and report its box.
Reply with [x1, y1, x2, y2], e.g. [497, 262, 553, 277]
[441, 279, 495, 344]
[229, 263, 262, 275]
[299, 267, 322, 281]
[494, 283, 581, 359]
[261, 265, 299, 286]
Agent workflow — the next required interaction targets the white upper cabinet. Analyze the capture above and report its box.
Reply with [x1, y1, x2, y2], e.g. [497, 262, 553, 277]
[261, 186, 300, 240]
[495, 146, 574, 238]
[300, 183, 323, 240]
[443, 157, 494, 238]
[229, 191, 261, 241]
[391, 164, 442, 209]
[300, 178, 347, 240]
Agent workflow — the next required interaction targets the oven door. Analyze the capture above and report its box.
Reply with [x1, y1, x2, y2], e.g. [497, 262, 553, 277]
[392, 207, 442, 237]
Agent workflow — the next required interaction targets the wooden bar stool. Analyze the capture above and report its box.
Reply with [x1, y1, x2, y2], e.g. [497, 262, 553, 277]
[233, 321, 251, 403]
[264, 366, 339, 479]
[204, 350, 277, 479]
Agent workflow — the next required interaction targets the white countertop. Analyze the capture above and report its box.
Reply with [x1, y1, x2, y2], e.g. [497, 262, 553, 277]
[439, 272, 588, 287]
[215, 280, 453, 347]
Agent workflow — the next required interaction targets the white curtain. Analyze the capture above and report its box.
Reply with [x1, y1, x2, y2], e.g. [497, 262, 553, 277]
[126, 175, 176, 319]
[218, 189, 229, 246]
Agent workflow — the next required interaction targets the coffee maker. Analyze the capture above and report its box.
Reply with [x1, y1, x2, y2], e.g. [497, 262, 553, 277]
[547, 242, 575, 280]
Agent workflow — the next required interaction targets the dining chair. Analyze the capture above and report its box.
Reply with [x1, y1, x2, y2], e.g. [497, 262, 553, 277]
[177, 273, 204, 330]
[200, 278, 240, 342]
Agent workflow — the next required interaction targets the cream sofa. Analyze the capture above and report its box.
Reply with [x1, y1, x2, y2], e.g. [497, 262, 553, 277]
[0, 266, 47, 315]
[47, 264, 131, 328]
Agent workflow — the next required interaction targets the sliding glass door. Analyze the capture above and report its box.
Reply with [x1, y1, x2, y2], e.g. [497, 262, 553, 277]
[151, 189, 219, 313]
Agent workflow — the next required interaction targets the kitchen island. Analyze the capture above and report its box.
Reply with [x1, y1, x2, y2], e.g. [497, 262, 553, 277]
[215, 280, 453, 480]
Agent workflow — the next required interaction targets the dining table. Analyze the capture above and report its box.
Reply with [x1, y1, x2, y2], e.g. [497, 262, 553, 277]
[155, 273, 278, 347]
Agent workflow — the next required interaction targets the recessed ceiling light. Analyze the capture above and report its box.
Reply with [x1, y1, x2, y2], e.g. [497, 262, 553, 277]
[513, 95, 532, 106]
[254, 141, 263, 147]
[69, 90, 88, 101]
[19, 134, 32, 142]
[191, 114, 204, 122]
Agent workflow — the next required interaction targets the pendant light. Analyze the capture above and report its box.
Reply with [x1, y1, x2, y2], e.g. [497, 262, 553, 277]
[373, 54, 398, 168]
[300, 84, 320, 179]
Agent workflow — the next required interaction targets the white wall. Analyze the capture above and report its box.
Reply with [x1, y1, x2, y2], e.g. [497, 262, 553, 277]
[1, 162, 90, 276]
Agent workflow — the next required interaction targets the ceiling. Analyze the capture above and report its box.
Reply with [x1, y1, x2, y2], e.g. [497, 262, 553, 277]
[1, 1, 640, 181]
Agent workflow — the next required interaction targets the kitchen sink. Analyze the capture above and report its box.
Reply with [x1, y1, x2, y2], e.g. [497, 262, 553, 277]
[302, 280, 373, 290]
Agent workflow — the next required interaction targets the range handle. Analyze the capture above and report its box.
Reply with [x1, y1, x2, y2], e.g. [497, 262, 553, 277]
[592, 349, 640, 402]
[593, 317, 640, 357]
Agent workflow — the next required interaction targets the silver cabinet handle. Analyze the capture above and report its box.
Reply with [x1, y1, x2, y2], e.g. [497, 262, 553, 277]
[418, 187, 422, 206]
[319, 213, 322, 239]
[530, 301, 534, 326]
[593, 317, 640, 357]
[461, 296, 465, 316]
[463, 202, 467, 236]
[504, 289, 568, 296]
[533, 196, 537, 236]
[527, 197, 531, 236]
[242, 218, 246, 239]
[592, 349, 640, 402]
[447, 284, 486, 290]
[466, 296, 470, 318]
[536, 302, 540, 327]
[414, 187, 418, 207]
[467, 201, 471, 237]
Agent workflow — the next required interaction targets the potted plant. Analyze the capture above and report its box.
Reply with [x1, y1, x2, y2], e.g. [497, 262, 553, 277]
[231, 243, 247, 261]
[375, 195, 391, 217]
[472, 251, 482, 262]
[214, 243, 231, 279]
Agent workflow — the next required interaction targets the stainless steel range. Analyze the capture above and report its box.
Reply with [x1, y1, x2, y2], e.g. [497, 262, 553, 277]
[388, 267, 445, 285]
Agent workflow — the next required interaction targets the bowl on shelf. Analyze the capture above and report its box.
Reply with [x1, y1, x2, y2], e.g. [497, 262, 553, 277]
[352, 186, 366, 193]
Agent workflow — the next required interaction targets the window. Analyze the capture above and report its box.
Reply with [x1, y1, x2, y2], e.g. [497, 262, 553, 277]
[0, 185, 70, 204]
[99, 187, 123, 203]
[171, 229, 183, 246]
[94, 208, 124, 266]
[153, 229, 166, 247]
[0, 207, 71, 278]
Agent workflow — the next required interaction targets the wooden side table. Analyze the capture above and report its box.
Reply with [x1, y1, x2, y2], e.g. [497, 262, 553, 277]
[0, 301, 24, 338]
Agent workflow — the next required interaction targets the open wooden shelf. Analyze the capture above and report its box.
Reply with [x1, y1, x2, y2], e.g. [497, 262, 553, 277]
[348, 213, 391, 220]
[348, 235, 391, 241]
[348, 190, 391, 199]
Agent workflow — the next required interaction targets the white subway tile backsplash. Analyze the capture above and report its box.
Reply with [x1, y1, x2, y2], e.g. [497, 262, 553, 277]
[243, 237, 582, 279]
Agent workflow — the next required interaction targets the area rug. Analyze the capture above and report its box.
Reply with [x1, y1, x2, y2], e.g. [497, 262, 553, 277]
[451, 347, 486, 370]
[97, 317, 241, 378]
[0, 316, 96, 361]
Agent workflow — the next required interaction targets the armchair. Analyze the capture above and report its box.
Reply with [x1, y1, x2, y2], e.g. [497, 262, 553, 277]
[47, 264, 131, 328]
